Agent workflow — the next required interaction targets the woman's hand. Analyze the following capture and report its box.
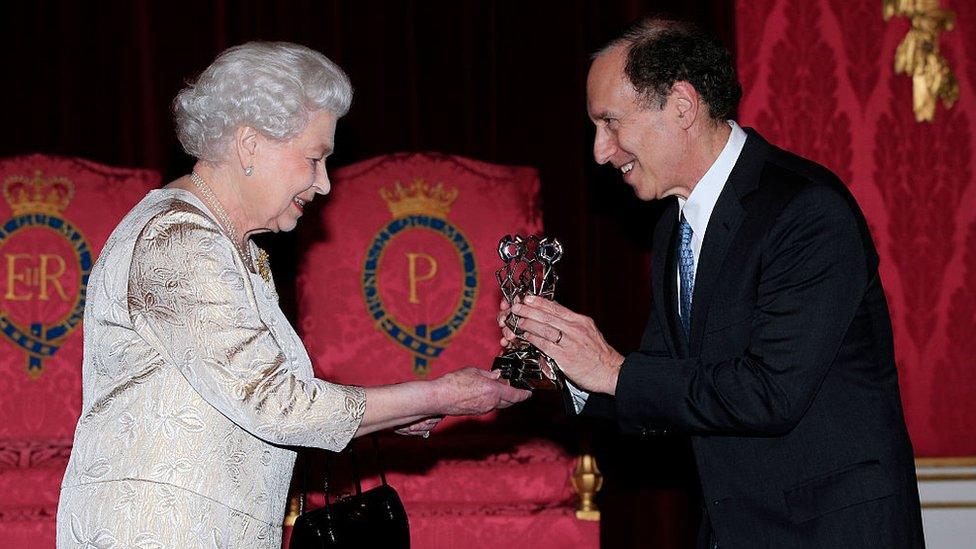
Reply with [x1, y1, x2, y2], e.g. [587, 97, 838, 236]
[357, 368, 531, 438]
[394, 416, 443, 437]
[433, 367, 531, 416]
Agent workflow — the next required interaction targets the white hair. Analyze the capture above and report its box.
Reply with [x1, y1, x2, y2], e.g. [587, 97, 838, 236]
[173, 41, 353, 162]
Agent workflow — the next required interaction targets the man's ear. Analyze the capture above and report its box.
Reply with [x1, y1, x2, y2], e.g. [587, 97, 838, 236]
[670, 81, 701, 130]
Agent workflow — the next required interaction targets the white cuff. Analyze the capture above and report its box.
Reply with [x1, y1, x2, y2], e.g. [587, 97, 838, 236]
[565, 378, 590, 414]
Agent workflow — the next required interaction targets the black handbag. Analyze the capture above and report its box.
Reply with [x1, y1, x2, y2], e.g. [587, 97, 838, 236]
[290, 435, 410, 549]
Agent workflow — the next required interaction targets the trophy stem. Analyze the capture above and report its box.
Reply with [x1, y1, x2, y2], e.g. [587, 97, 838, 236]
[491, 346, 565, 391]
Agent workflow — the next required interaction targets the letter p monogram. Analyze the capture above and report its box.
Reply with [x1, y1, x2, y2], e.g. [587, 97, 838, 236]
[407, 252, 438, 304]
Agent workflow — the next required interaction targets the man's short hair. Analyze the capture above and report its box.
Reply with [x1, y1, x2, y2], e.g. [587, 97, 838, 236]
[598, 19, 742, 120]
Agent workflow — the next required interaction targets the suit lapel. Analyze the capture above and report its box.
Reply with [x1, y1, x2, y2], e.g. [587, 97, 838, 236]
[688, 130, 768, 356]
[687, 182, 745, 355]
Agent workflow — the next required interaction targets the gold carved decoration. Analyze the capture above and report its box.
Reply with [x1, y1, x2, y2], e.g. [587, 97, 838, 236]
[883, 0, 960, 122]
[283, 493, 300, 526]
[571, 453, 604, 521]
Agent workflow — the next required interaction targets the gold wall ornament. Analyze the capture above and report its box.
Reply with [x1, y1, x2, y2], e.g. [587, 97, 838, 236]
[571, 453, 604, 521]
[883, 0, 960, 122]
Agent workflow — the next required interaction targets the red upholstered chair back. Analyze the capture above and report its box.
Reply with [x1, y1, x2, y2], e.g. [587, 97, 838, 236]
[298, 153, 541, 423]
[293, 154, 599, 548]
[0, 154, 158, 545]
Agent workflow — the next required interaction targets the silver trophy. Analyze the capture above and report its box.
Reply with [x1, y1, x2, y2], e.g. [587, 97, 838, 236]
[491, 234, 565, 391]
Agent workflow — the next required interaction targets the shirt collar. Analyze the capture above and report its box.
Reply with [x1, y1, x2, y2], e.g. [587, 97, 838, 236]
[677, 120, 748, 234]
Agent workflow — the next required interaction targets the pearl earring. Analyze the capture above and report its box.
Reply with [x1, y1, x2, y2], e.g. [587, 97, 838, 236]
[244, 166, 254, 177]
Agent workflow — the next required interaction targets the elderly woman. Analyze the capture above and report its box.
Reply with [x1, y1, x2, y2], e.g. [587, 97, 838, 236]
[56, 42, 529, 548]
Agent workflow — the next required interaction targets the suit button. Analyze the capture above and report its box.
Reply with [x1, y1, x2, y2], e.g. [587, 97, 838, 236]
[713, 500, 720, 506]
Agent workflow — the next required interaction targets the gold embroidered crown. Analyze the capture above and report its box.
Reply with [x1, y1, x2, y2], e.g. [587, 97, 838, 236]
[3, 170, 74, 215]
[380, 179, 458, 219]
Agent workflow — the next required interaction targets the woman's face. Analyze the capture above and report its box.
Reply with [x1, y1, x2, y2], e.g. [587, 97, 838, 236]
[247, 110, 337, 233]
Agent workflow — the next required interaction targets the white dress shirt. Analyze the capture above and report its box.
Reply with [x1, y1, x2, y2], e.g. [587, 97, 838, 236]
[676, 120, 748, 316]
[568, 120, 748, 413]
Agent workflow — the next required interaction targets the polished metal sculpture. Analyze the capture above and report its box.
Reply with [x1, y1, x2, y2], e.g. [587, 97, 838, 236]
[491, 234, 565, 391]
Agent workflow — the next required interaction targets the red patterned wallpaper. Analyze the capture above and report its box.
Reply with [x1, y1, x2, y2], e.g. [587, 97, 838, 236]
[736, 0, 976, 456]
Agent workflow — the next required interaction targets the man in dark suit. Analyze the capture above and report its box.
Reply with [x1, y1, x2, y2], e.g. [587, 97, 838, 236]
[501, 19, 924, 548]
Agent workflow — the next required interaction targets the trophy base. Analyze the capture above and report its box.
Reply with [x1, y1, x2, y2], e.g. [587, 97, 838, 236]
[492, 353, 565, 391]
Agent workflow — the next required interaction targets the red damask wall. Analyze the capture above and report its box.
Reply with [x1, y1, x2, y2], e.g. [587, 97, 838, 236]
[736, 0, 976, 457]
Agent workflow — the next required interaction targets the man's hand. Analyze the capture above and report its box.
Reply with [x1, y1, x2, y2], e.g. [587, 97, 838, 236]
[497, 296, 624, 394]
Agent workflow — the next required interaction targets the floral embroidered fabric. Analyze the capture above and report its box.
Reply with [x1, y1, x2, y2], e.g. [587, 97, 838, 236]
[57, 189, 365, 548]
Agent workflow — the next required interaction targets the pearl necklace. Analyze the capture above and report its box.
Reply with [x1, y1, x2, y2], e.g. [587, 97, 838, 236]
[189, 171, 254, 269]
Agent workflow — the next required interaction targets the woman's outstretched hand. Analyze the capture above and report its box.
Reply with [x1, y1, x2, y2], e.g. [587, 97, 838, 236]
[357, 368, 531, 438]
[394, 416, 443, 437]
[434, 367, 531, 416]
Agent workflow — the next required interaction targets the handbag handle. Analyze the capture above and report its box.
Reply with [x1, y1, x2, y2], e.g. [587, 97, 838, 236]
[300, 434, 391, 508]
[343, 434, 391, 495]
[299, 451, 336, 512]
[293, 435, 408, 549]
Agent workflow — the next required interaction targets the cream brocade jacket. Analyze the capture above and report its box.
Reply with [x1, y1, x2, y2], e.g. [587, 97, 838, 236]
[57, 189, 366, 548]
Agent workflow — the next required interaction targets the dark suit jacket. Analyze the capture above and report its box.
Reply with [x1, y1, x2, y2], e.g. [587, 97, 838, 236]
[583, 129, 924, 548]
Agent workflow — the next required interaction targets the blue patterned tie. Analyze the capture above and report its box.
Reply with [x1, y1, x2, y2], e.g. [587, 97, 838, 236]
[678, 214, 695, 337]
